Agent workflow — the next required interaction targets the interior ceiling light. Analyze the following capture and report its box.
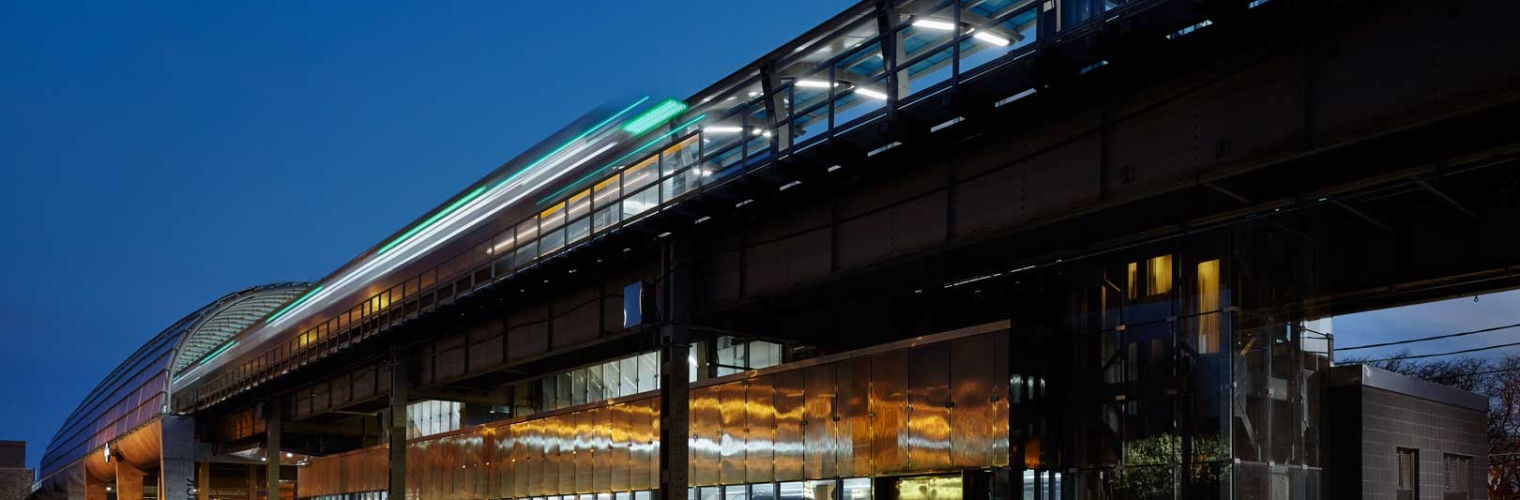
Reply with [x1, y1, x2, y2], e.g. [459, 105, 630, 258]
[913, 18, 958, 30]
[704, 125, 743, 133]
[973, 31, 1011, 46]
[853, 87, 888, 100]
[794, 79, 835, 88]
[622, 99, 689, 135]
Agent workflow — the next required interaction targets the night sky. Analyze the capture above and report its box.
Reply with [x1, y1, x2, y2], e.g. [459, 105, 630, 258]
[2, 0, 1517, 473]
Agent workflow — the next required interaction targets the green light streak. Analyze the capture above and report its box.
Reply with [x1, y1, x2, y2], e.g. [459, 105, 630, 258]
[488, 96, 650, 191]
[195, 341, 238, 367]
[621, 99, 688, 135]
[375, 185, 488, 256]
[371, 98, 650, 259]
[263, 285, 324, 324]
[537, 114, 707, 205]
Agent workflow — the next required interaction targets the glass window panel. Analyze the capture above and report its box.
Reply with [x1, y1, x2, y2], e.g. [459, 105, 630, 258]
[620, 356, 638, 396]
[1022, 470, 1036, 500]
[662, 166, 703, 201]
[750, 341, 782, 369]
[958, 8, 1039, 77]
[557, 372, 573, 409]
[662, 136, 701, 176]
[842, 478, 870, 500]
[752, 483, 776, 500]
[492, 229, 516, 259]
[566, 189, 592, 222]
[602, 361, 620, 399]
[515, 241, 538, 269]
[540, 227, 565, 255]
[833, 75, 888, 130]
[723, 486, 745, 500]
[637, 352, 659, 393]
[700, 487, 721, 500]
[618, 493, 634, 500]
[779, 482, 807, 500]
[623, 156, 658, 193]
[540, 202, 566, 232]
[586, 364, 604, 403]
[903, 45, 956, 99]
[623, 185, 659, 219]
[593, 205, 620, 233]
[571, 368, 588, 406]
[566, 217, 590, 245]
[594, 175, 621, 209]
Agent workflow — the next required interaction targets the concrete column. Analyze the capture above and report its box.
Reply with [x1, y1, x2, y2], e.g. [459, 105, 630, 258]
[658, 239, 692, 500]
[387, 346, 409, 500]
[197, 464, 210, 500]
[247, 465, 259, 500]
[266, 398, 282, 500]
[160, 415, 197, 500]
[116, 461, 146, 500]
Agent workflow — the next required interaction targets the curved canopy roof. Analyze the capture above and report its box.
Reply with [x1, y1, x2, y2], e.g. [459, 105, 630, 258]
[169, 284, 312, 376]
[38, 282, 311, 482]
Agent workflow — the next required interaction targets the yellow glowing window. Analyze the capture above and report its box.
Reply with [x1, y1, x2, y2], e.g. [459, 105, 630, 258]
[1195, 259, 1221, 354]
[1148, 255, 1173, 296]
[539, 201, 565, 220]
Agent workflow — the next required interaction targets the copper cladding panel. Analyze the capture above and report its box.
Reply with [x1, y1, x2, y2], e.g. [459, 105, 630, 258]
[908, 343, 952, 471]
[871, 350, 910, 474]
[576, 409, 594, 493]
[570, 411, 588, 494]
[610, 401, 631, 492]
[629, 397, 654, 490]
[524, 419, 542, 497]
[648, 396, 661, 489]
[802, 363, 836, 479]
[745, 375, 776, 483]
[593, 405, 613, 493]
[992, 330, 1010, 467]
[500, 424, 520, 498]
[772, 369, 806, 481]
[950, 334, 996, 468]
[719, 380, 748, 485]
[690, 384, 721, 486]
[840, 357, 873, 477]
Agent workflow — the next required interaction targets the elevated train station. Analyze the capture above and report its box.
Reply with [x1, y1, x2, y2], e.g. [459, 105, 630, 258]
[32, 0, 1520, 499]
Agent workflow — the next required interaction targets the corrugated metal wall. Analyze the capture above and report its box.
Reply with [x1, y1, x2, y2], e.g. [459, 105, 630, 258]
[299, 328, 1007, 499]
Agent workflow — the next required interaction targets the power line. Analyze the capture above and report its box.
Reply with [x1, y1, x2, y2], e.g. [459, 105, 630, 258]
[1357, 340, 1520, 363]
[1338, 321, 1520, 351]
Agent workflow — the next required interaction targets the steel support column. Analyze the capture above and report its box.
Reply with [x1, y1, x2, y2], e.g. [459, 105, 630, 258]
[247, 465, 259, 500]
[161, 415, 196, 500]
[265, 399, 282, 500]
[387, 345, 410, 500]
[658, 238, 692, 500]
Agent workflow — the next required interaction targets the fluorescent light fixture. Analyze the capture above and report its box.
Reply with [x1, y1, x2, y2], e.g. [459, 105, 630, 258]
[622, 99, 689, 135]
[973, 31, 1011, 46]
[751, 127, 766, 135]
[795, 79, 834, 88]
[853, 87, 888, 100]
[704, 125, 743, 133]
[913, 18, 957, 30]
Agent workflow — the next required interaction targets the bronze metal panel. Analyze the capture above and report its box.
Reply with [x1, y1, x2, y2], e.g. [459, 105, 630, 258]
[843, 357, 875, 476]
[992, 330, 1010, 467]
[719, 381, 748, 485]
[547, 413, 565, 495]
[870, 350, 909, 474]
[648, 396, 661, 489]
[950, 334, 996, 468]
[772, 369, 806, 481]
[802, 363, 836, 479]
[629, 398, 653, 490]
[908, 343, 952, 471]
[746, 375, 776, 483]
[571, 411, 589, 494]
[576, 409, 594, 493]
[499, 425, 518, 498]
[691, 384, 721, 486]
[593, 405, 612, 493]
[523, 420, 542, 497]
[610, 401, 631, 492]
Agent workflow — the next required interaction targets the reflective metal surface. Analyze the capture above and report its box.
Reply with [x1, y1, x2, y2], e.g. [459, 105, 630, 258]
[745, 375, 775, 484]
[298, 326, 1013, 498]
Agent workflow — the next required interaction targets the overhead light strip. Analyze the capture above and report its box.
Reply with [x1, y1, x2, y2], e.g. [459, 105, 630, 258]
[622, 99, 689, 135]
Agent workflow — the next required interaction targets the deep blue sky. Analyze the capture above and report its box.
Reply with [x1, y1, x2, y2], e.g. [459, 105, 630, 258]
[2, 0, 1518, 474]
[0, 0, 855, 469]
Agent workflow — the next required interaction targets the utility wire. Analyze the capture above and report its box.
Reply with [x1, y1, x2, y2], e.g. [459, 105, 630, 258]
[1356, 340, 1520, 363]
[1338, 321, 1520, 351]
